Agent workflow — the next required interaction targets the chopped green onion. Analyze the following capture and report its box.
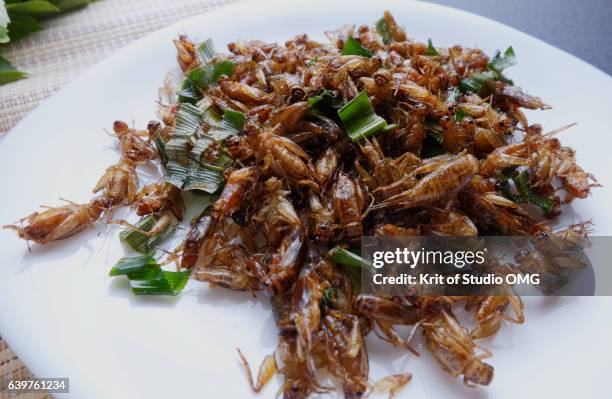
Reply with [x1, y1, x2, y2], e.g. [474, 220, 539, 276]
[424, 39, 439, 56]
[338, 90, 394, 141]
[330, 246, 371, 269]
[375, 17, 392, 45]
[341, 37, 372, 57]
[188, 60, 233, 90]
[119, 215, 178, 253]
[196, 38, 216, 65]
[513, 171, 555, 214]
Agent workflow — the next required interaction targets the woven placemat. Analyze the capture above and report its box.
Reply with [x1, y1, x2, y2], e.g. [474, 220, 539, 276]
[0, 0, 242, 134]
[0, 0, 241, 397]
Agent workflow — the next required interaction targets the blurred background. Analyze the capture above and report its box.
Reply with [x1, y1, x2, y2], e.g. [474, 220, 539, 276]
[1, 0, 611, 397]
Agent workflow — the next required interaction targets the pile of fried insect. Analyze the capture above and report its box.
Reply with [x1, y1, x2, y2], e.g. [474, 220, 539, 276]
[5, 11, 598, 399]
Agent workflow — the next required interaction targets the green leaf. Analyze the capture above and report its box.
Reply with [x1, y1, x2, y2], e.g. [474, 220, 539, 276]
[163, 161, 189, 188]
[4, 11, 41, 41]
[188, 60, 233, 90]
[184, 152, 233, 193]
[0, 55, 27, 84]
[177, 79, 200, 104]
[341, 37, 372, 57]
[50, 0, 91, 12]
[375, 17, 391, 45]
[307, 89, 343, 111]
[455, 108, 468, 122]
[172, 103, 202, 139]
[128, 268, 191, 296]
[425, 121, 443, 144]
[200, 101, 223, 126]
[487, 46, 516, 76]
[513, 171, 554, 214]
[152, 129, 168, 166]
[458, 71, 497, 96]
[184, 161, 225, 192]
[196, 38, 215, 65]
[110, 251, 191, 296]
[119, 214, 178, 253]
[338, 90, 393, 141]
[459, 47, 516, 96]
[110, 251, 157, 276]
[209, 108, 244, 140]
[6, 1, 60, 14]
[424, 38, 439, 56]
[164, 104, 193, 188]
[164, 103, 203, 169]
[162, 102, 235, 193]
[329, 246, 371, 269]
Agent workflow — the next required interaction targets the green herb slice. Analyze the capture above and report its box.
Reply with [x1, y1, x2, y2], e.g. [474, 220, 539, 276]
[513, 171, 555, 214]
[375, 17, 391, 45]
[329, 246, 371, 269]
[488, 46, 516, 76]
[341, 37, 372, 57]
[338, 90, 395, 141]
[110, 252, 191, 296]
[119, 215, 178, 253]
[188, 60, 233, 90]
[424, 39, 439, 56]
[109, 251, 157, 277]
[209, 108, 244, 140]
[196, 38, 216, 65]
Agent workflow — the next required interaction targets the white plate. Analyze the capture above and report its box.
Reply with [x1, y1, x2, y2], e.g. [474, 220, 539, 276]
[1, 0, 612, 398]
